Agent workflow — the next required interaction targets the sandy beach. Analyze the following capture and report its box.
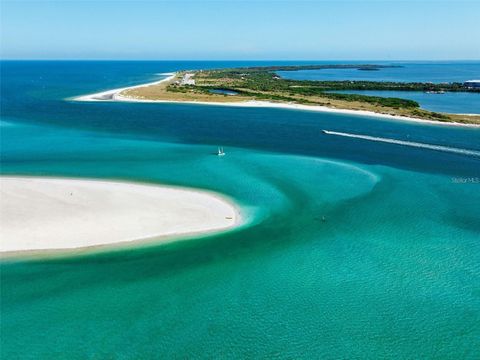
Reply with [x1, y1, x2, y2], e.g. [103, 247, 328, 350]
[73, 73, 479, 128]
[74, 72, 176, 101]
[0, 177, 241, 254]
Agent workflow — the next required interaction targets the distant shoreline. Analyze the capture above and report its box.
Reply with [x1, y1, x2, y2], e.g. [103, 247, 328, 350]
[73, 72, 480, 128]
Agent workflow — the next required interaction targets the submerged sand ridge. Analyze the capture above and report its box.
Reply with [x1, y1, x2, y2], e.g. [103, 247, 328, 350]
[0, 177, 241, 254]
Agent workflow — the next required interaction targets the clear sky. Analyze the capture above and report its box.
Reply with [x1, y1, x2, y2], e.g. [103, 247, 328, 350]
[1, 0, 479, 60]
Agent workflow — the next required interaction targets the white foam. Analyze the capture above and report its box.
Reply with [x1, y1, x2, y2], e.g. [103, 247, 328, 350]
[323, 130, 480, 158]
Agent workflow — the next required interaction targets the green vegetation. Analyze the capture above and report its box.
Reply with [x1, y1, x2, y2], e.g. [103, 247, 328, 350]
[128, 65, 480, 124]
[195, 67, 478, 93]
[320, 92, 418, 108]
[232, 64, 401, 72]
[295, 80, 473, 92]
[172, 68, 427, 109]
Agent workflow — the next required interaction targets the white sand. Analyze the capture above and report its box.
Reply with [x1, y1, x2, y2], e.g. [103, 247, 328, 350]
[113, 97, 480, 128]
[74, 73, 176, 101]
[0, 177, 240, 254]
[73, 72, 479, 128]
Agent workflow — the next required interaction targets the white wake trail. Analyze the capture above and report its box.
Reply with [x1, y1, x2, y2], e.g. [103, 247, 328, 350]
[322, 130, 480, 158]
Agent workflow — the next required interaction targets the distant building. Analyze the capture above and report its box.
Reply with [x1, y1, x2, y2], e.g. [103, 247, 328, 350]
[180, 73, 196, 86]
[464, 80, 480, 89]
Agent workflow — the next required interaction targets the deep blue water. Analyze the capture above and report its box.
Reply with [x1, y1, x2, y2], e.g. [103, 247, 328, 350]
[1, 61, 480, 359]
[2, 61, 479, 176]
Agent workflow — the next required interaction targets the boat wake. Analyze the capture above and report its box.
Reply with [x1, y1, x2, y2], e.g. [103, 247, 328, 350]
[323, 130, 480, 158]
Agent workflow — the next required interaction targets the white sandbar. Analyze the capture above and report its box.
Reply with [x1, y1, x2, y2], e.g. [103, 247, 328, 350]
[0, 177, 240, 254]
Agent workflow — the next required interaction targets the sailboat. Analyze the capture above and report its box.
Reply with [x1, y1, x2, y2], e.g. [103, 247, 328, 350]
[217, 147, 225, 156]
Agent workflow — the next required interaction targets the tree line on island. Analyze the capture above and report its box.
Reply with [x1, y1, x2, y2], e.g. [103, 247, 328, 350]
[164, 65, 479, 123]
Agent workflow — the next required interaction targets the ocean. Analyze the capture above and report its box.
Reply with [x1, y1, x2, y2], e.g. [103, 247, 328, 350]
[1, 61, 479, 359]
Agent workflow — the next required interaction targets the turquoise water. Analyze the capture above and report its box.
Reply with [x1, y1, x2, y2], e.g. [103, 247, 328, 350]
[1, 61, 480, 359]
[330, 90, 480, 114]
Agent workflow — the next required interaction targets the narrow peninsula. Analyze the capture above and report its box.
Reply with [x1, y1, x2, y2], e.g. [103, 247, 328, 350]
[81, 65, 480, 125]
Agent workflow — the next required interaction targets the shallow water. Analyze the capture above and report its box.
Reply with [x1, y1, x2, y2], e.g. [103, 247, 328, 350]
[1, 61, 480, 359]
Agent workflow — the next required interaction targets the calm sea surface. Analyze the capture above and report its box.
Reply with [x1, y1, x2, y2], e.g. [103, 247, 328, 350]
[277, 61, 480, 83]
[331, 90, 480, 114]
[1, 61, 480, 359]
[278, 61, 480, 114]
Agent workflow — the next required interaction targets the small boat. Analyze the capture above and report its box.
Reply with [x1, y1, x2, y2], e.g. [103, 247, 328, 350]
[217, 147, 225, 156]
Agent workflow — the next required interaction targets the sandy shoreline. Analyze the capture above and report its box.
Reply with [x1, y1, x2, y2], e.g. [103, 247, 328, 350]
[0, 176, 241, 255]
[73, 72, 479, 128]
[74, 72, 176, 101]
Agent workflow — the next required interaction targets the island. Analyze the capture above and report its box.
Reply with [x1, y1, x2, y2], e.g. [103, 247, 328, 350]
[80, 65, 480, 125]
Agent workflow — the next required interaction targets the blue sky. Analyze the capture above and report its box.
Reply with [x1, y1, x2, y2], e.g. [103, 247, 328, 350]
[1, 0, 479, 60]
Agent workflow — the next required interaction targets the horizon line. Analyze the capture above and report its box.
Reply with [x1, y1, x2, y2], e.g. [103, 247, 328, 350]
[2, 58, 480, 62]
